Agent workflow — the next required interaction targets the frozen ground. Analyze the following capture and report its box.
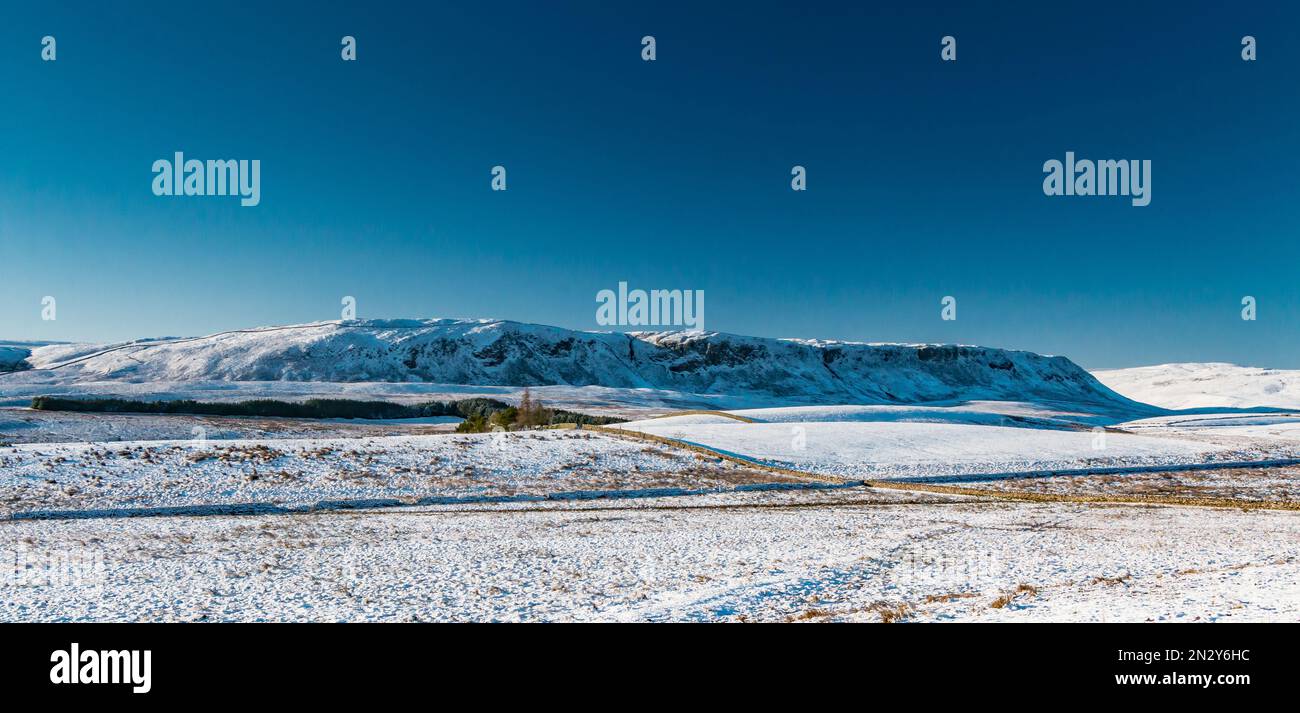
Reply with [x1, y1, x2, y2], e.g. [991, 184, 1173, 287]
[725, 401, 1117, 427]
[0, 406, 461, 444]
[0, 431, 788, 518]
[4, 491, 1297, 622]
[966, 464, 1300, 502]
[615, 418, 1300, 481]
[1121, 412, 1300, 442]
[3, 381, 1299, 621]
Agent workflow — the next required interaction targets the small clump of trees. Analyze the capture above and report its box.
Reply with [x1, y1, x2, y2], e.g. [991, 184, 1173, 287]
[456, 387, 557, 433]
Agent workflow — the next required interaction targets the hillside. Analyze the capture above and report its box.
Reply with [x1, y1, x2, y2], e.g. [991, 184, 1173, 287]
[1093, 363, 1300, 410]
[10, 319, 1146, 411]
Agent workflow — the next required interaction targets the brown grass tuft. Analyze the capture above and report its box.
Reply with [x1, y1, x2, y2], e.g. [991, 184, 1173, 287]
[1091, 574, 1130, 586]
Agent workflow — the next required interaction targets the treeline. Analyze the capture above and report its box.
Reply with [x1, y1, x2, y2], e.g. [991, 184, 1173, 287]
[29, 394, 625, 428]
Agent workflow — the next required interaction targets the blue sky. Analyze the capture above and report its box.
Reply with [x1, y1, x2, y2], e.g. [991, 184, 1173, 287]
[1, 1, 1298, 369]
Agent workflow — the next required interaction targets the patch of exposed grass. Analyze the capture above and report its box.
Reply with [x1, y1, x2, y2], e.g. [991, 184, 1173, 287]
[991, 583, 1039, 609]
[789, 608, 833, 622]
[875, 602, 911, 623]
[1091, 574, 1131, 586]
[923, 591, 978, 605]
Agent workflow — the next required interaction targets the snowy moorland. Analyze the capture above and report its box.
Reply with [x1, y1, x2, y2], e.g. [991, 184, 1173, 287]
[0, 431, 789, 519]
[5, 489, 1297, 622]
[3, 403, 1300, 621]
[614, 417, 1300, 481]
[3, 319, 1299, 622]
[0, 406, 462, 444]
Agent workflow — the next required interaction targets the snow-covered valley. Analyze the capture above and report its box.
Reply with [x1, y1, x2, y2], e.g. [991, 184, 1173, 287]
[3, 320, 1299, 622]
[4, 406, 1299, 622]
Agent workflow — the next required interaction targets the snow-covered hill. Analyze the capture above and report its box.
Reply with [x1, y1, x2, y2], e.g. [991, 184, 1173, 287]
[0, 346, 30, 372]
[1093, 363, 1300, 410]
[0, 341, 64, 373]
[8, 319, 1146, 411]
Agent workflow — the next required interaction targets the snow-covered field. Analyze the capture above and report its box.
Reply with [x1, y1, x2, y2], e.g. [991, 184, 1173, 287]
[1119, 413, 1300, 452]
[2, 407, 1298, 622]
[967, 464, 1300, 503]
[0, 406, 461, 444]
[615, 418, 1300, 481]
[5, 490, 1297, 622]
[4, 350, 1300, 622]
[725, 401, 1115, 427]
[0, 431, 787, 519]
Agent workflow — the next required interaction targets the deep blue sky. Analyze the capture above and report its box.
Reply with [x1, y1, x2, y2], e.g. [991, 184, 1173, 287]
[2, 1, 1298, 368]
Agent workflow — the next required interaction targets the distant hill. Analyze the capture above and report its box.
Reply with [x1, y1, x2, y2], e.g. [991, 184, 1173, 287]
[1093, 363, 1300, 410]
[10, 318, 1147, 411]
